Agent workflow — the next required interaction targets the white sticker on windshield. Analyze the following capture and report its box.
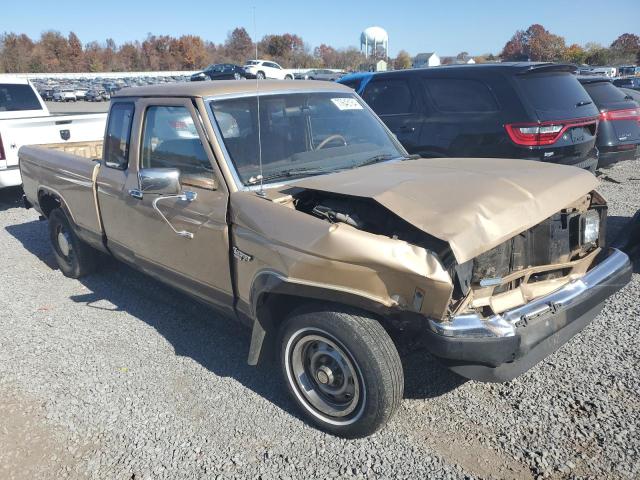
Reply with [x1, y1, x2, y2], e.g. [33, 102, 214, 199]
[331, 97, 363, 110]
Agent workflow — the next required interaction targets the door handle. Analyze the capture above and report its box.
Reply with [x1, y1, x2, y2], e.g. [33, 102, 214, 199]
[128, 189, 143, 199]
[399, 125, 415, 132]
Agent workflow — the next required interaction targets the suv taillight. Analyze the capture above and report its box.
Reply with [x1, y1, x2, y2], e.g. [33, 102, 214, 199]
[505, 118, 598, 146]
[0, 133, 5, 161]
[599, 108, 640, 122]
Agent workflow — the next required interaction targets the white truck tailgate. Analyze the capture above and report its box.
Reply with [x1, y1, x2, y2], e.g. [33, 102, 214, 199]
[1, 113, 107, 168]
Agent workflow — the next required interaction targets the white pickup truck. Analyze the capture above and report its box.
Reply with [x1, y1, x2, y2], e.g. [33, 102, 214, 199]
[0, 78, 107, 188]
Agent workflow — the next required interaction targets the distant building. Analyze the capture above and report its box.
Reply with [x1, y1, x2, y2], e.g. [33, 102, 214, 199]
[412, 52, 440, 68]
[440, 55, 476, 65]
[360, 59, 388, 72]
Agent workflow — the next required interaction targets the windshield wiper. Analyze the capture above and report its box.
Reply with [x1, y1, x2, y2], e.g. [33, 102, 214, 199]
[247, 167, 330, 184]
[357, 153, 398, 168]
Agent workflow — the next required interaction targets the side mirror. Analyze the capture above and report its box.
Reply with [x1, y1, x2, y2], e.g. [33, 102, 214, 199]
[139, 168, 181, 195]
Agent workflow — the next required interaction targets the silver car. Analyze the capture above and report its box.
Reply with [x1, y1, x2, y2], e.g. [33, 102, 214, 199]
[297, 69, 345, 81]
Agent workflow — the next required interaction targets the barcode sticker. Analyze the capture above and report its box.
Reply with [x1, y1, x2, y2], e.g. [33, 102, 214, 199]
[331, 97, 363, 110]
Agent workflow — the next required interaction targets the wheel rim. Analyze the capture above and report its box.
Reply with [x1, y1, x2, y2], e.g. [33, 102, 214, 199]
[234, 72, 241, 80]
[55, 225, 73, 261]
[285, 328, 366, 425]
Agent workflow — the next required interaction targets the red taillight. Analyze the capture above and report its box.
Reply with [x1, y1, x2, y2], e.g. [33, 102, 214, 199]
[505, 117, 598, 146]
[599, 108, 640, 122]
[0, 133, 5, 161]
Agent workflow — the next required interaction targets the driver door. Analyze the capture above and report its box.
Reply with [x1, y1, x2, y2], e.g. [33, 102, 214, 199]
[100, 97, 234, 310]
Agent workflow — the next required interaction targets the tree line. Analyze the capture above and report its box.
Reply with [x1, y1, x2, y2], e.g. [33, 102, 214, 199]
[1, 25, 638, 74]
[0, 28, 367, 73]
[500, 25, 640, 65]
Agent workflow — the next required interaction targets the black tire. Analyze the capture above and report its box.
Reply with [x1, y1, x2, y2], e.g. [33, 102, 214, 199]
[279, 305, 403, 438]
[256, 71, 265, 79]
[48, 208, 98, 278]
[285, 74, 293, 80]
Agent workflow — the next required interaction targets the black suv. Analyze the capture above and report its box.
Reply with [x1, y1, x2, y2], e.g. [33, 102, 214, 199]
[339, 63, 600, 171]
[578, 77, 640, 167]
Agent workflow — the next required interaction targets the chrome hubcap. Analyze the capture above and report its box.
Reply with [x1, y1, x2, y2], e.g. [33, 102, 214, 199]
[57, 229, 71, 257]
[286, 330, 365, 423]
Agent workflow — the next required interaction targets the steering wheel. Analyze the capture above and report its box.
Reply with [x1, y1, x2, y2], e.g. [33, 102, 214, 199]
[315, 134, 347, 150]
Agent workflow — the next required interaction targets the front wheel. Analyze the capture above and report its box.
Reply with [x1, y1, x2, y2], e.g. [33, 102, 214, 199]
[280, 306, 403, 438]
[256, 71, 265, 79]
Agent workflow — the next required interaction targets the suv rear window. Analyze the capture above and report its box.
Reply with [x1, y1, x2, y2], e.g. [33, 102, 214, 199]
[582, 81, 629, 106]
[422, 78, 498, 113]
[0, 83, 42, 112]
[514, 73, 597, 121]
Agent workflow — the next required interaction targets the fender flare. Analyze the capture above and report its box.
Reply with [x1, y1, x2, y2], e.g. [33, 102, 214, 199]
[37, 186, 76, 223]
[246, 269, 399, 365]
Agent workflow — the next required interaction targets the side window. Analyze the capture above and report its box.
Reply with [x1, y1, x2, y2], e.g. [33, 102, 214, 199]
[140, 106, 214, 187]
[423, 78, 499, 113]
[104, 102, 134, 169]
[362, 79, 414, 115]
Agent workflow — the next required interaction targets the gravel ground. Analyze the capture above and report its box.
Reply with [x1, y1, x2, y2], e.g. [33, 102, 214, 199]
[0, 160, 638, 480]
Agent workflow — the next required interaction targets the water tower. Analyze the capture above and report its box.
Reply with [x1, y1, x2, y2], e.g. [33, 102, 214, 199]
[360, 26, 389, 59]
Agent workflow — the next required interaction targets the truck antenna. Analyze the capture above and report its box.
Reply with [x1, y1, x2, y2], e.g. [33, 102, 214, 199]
[253, 6, 265, 197]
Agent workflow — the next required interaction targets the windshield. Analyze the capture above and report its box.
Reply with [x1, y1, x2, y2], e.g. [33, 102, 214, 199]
[245, 60, 260, 66]
[209, 92, 405, 186]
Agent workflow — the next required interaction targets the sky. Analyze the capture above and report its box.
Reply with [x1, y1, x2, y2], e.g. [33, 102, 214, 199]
[2, 0, 639, 57]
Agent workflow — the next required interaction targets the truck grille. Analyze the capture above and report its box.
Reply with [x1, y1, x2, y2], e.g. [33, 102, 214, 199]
[471, 208, 605, 289]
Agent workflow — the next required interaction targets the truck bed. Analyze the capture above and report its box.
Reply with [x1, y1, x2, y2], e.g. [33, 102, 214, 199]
[20, 144, 103, 236]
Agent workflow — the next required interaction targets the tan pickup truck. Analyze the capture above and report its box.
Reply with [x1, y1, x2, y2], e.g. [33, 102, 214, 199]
[20, 81, 632, 437]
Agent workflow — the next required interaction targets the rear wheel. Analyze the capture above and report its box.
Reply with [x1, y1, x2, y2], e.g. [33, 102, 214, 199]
[256, 71, 265, 79]
[279, 306, 403, 438]
[48, 208, 98, 278]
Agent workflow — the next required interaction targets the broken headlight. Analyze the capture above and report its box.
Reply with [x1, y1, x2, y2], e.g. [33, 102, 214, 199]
[581, 210, 600, 245]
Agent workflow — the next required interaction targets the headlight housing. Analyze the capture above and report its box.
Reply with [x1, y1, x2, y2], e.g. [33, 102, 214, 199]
[582, 210, 600, 245]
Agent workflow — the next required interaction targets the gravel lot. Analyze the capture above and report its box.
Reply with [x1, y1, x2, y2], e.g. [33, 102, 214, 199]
[0, 159, 638, 480]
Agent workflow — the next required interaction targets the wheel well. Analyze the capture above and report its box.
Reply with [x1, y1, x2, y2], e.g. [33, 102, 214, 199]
[285, 74, 293, 79]
[38, 191, 61, 218]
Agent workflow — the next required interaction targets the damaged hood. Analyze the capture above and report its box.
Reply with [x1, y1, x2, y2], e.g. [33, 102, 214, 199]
[293, 157, 599, 263]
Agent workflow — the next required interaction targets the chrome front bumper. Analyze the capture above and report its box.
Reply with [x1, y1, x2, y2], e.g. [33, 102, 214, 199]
[429, 248, 631, 339]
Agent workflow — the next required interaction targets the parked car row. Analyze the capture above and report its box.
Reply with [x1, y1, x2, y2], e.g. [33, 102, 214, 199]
[190, 61, 347, 83]
[338, 62, 640, 170]
[33, 74, 191, 102]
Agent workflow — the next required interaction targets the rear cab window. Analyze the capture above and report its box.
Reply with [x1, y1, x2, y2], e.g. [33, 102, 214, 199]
[514, 72, 598, 121]
[0, 83, 42, 112]
[104, 102, 134, 169]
